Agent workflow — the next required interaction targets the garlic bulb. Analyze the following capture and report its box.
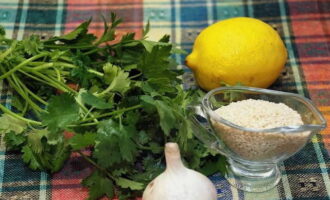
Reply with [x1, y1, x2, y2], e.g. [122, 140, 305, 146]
[142, 143, 217, 200]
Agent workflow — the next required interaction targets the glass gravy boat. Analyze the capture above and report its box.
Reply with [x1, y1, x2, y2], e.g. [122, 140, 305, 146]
[189, 86, 327, 192]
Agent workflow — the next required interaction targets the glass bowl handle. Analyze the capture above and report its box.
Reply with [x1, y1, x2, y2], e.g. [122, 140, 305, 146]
[188, 105, 228, 156]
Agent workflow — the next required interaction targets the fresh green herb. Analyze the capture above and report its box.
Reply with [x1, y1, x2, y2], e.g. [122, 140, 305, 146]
[0, 13, 226, 199]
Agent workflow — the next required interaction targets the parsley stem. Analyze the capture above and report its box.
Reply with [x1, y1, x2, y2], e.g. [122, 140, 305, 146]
[77, 151, 115, 180]
[129, 72, 142, 79]
[11, 73, 48, 105]
[77, 102, 99, 123]
[58, 56, 73, 63]
[21, 101, 29, 116]
[28, 63, 54, 71]
[80, 104, 142, 123]
[0, 104, 42, 125]
[71, 122, 98, 127]
[0, 52, 48, 81]
[44, 44, 96, 49]
[18, 70, 59, 89]
[55, 62, 75, 69]
[54, 68, 62, 81]
[82, 47, 105, 55]
[82, 107, 94, 120]
[26, 61, 48, 66]
[32, 71, 78, 94]
[0, 41, 17, 61]
[88, 69, 104, 77]
[27, 62, 104, 77]
[0, 66, 42, 113]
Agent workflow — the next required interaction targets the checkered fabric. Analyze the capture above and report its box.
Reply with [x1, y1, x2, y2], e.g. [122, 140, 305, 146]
[0, 0, 330, 199]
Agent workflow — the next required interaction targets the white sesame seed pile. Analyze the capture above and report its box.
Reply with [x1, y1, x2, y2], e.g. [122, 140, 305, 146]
[211, 99, 310, 161]
[214, 99, 304, 129]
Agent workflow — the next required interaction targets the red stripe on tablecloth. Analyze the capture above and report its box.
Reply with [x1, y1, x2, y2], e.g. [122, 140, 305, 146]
[51, 153, 93, 200]
[64, 0, 143, 39]
[287, 0, 330, 150]
[54, 1, 144, 198]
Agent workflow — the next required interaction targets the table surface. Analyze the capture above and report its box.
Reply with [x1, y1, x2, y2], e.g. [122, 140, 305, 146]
[0, 0, 330, 199]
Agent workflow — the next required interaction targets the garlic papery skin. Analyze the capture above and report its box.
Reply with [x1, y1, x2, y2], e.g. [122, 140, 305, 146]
[142, 143, 217, 200]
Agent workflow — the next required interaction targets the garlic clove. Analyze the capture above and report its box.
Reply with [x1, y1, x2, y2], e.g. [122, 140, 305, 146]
[142, 143, 217, 200]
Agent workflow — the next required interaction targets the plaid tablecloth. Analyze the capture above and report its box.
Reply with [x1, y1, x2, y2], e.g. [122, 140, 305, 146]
[1, 0, 330, 199]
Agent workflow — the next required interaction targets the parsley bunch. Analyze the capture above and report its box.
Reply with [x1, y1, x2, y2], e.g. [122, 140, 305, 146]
[0, 13, 226, 199]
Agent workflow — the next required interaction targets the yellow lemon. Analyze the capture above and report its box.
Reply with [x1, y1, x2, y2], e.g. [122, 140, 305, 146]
[186, 17, 287, 91]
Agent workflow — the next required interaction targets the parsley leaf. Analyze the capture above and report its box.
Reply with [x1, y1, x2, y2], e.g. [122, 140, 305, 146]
[115, 177, 144, 190]
[22, 145, 43, 170]
[0, 114, 27, 134]
[41, 94, 80, 133]
[22, 35, 43, 56]
[27, 129, 48, 153]
[102, 63, 131, 95]
[4, 131, 26, 150]
[141, 96, 176, 135]
[71, 50, 95, 88]
[50, 19, 95, 43]
[95, 13, 121, 45]
[80, 90, 113, 109]
[50, 142, 71, 172]
[0, 25, 5, 36]
[0, 13, 228, 200]
[69, 132, 96, 151]
[137, 45, 179, 94]
[94, 119, 137, 168]
[82, 171, 115, 200]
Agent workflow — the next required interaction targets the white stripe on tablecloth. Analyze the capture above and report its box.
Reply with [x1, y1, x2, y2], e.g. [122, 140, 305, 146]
[230, 185, 240, 200]
[206, 0, 215, 25]
[280, 165, 293, 200]
[173, 0, 182, 68]
[54, 0, 64, 36]
[16, 0, 29, 40]
[39, 172, 48, 200]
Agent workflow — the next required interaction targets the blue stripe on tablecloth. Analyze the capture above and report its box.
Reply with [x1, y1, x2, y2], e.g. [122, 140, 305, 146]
[210, 174, 242, 200]
[0, 80, 13, 195]
[0, 96, 11, 101]
[0, 0, 19, 38]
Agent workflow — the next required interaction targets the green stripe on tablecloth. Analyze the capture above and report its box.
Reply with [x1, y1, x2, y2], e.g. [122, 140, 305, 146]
[278, 0, 305, 96]
[245, 187, 281, 200]
[311, 136, 330, 196]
